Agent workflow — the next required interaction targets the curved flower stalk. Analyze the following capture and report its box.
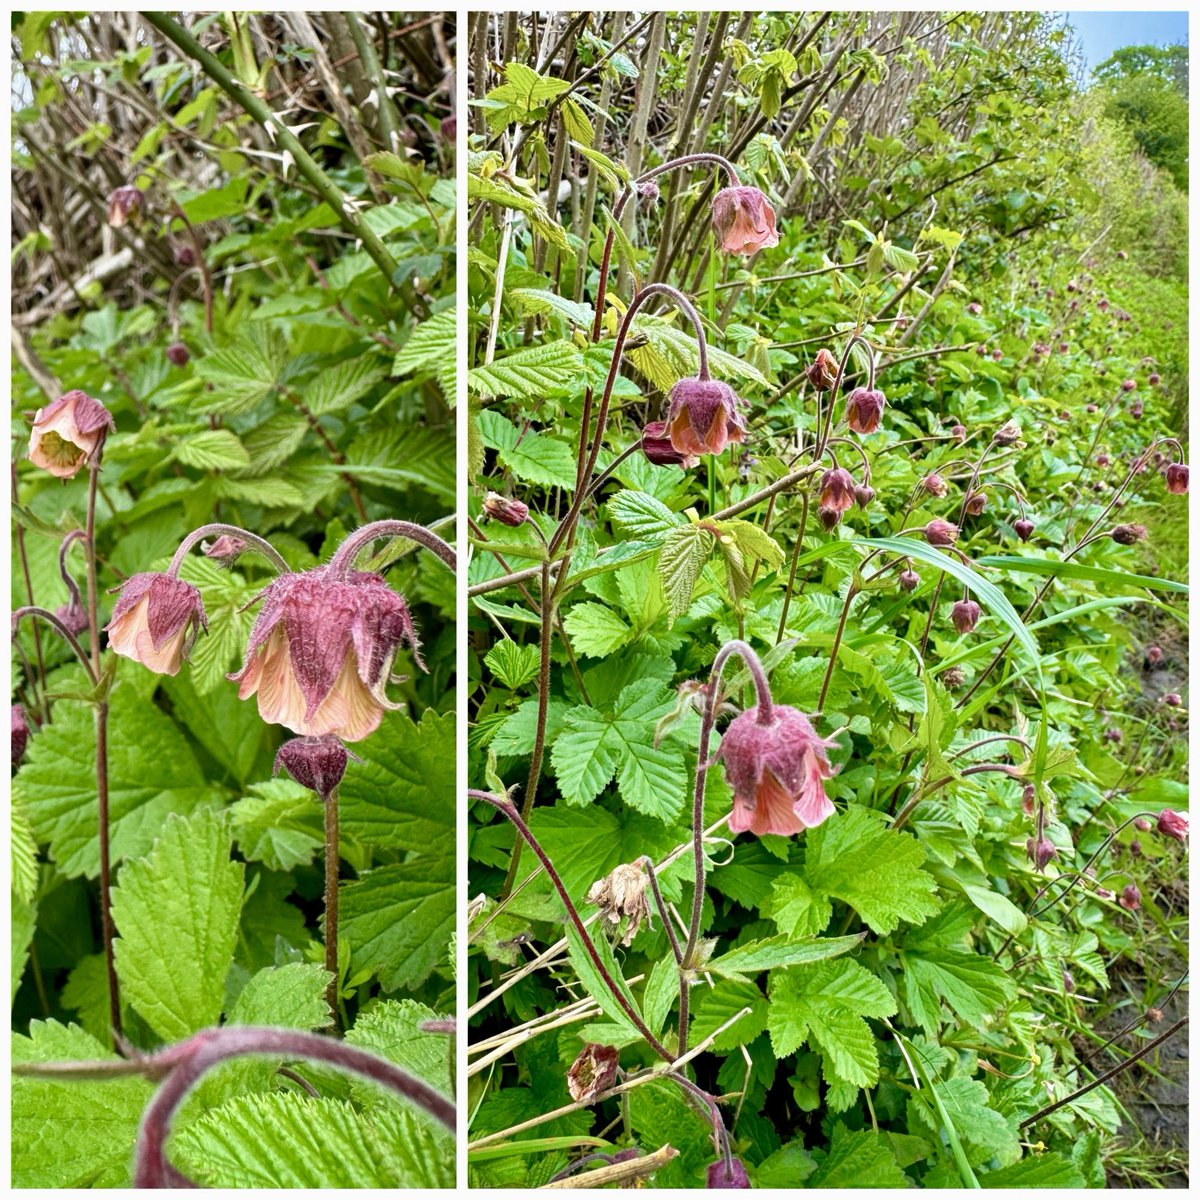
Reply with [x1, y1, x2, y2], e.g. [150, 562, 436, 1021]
[13, 1025, 455, 1187]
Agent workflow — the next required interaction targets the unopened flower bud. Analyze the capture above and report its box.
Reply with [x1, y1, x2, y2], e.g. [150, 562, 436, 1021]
[899, 567, 920, 592]
[924, 518, 959, 546]
[951, 423, 967, 442]
[174, 243, 196, 267]
[965, 490, 987, 516]
[991, 347, 1003, 361]
[566, 1043, 619, 1103]
[1157, 809, 1189, 842]
[942, 665, 965, 689]
[1134, 817, 1152, 832]
[1026, 835, 1058, 872]
[1118, 883, 1140, 912]
[1063, 969, 1076, 994]
[1130, 401, 1143, 419]
[951, 599, 981, 634]
[1148, 372, 1161, 385]
[967, 302, 982, 315]
[711, 186, 779, 256]
[922, 473, 948, 497]
[854, 484, 875, 509]
[166, 342, 190, 367]
[482, 492, 529, 527]
[1096, 453, 1110, 467]
[203, 534, 249, 567]
[1022, 783, 1036, 816]
[818, 467, 856, 513]
[1111, 524, 1147, 546]
[635, 177, 660, 202]
[1163, 692, 1182, 707]
[1146, 645, 1162, 665]
[1014, 517, 1034, 541]
[805, 348, 839, 392]
[274, 735, 349, 801]
[817, 505, 842, 531]
[54, 599, 89, 636]
[1121, 379, 1136, 392]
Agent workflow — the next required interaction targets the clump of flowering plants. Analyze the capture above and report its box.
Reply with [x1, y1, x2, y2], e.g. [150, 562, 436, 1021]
[466, 13, 1188, 1190]
[12, 11, 457, 1189]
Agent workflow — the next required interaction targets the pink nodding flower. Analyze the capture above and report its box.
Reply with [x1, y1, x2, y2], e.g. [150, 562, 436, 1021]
[274, 735, 350, 801]
[12, 705, 30, 765]
[28, 390, 115, 479]
[1118, 883, 1140, 912]
[711, 186, 779, 256]
[665, 378, 747, 457]
[818, 467, 856, 513]
[1014, 517, 1035, 541]
[951, 599, 981, 634]
[1165, 463, 1189, 494]
[106, 184, 145, 227]
[924, 518, 959, 546]
[706, 1159, 751, 1189]
[845, 387, 886, 435]
[922, 473, 948, 497]
[229, 566, 421, 743]
[1157, 809, 1188, 843]
[105, 573, 208, 676]
[965, 490, 987, 516]
[805, 348, 840, 392]
[717, 705, 836, 837]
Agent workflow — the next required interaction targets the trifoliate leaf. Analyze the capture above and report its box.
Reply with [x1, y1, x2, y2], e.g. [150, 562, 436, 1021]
[807, 1122, 909, 1188]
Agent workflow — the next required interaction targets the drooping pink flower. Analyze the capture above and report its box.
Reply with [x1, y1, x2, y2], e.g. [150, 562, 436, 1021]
[107, 185, 145, 227]
[1157, 809, 1189, 843]
[818, 467, 856, 513]
[27, 390, 115, 479]
[951, 599, 981, 634]
[641, 420, 698, 468]
[1026, 835, 1058, 873]
[1164, 463, 1189, 494]
[845, 387, 886, 435]
[665, 378, 747, 457]
[717, 704, 836, 837]
[964, 490, 987, 516]
[1146, 645, 1163, 664]
[922, 473, 948, 497]
[924, 518, 959, 546]
[805, 348, 839, 392]
[711, 186, 779, 256]
[899, 567, 920, 592]
[1118, 883, 1141, 911]
[166, 342, 190, 367]
[229, 566, 421, 743]
[854, 483, 875, 509]
[105, 573, 207, 676]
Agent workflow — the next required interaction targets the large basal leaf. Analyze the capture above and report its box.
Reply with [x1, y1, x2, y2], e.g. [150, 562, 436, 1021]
[111, 809, 245, 1042]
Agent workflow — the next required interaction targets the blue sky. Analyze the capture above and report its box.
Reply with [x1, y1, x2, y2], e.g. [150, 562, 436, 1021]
[1063, 11, 1189, 75]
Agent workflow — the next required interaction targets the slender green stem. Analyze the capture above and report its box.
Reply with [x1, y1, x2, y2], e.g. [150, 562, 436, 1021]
[324, 787, 340, 1024]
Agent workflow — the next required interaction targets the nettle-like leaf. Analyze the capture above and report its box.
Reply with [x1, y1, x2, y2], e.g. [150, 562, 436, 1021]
[172, 1092, 453, 1188]
[484, 639, 541, 690]
[477, 408, 578, 488]
[767, 958, 898, 1087]
[391, 308, 457, 407]
[12, 1020, 155, 1188]
[658, 523, 715, 622]
[550, 678, 690, 820]
[110, 808, 245, 1042]
[468, 340, 583, 401]
[15, 688, 226, 879]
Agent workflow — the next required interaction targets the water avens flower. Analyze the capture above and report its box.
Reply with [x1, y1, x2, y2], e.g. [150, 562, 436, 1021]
[1165, 463, 1189, 494]
[1118, 883, 1141, 912]
[706, 1158, 751, 1189]
[993, 420, 1021, 446]
[28, 390, 115, 479]
[641, 420, 698, 468]
[1163, 692, 1182, 707]
[711, 186, 779, 256]
[166, 342, 189, 367]
[1157, 809, 1188, 842]
[482, 492, 529, 527]
[586, 862, 651, 945]
[230, 566, 421, 742]
[1014, 517, 1035, 541]
[965, 490, 987, 516]
[922, 473, 948, 497]
[805, 348, 839, 391]
[106, 573, 208, 676]
[818, 467, 856, 513]
[951, 599, 981, 634]
[203, 534, 249, 567]
[854, 483, 875, 509]
[899, 567, 920, 592]
[55, 599, 89, 636]
[923, 518, 959, 546]
[1147, 645, 1163, 664]
[566, 1043, 619, 1103]
[665, 377, 747, 457]
[106, 184, 145, 227]
[717, 705, 835, 836]
[845, 387, 886, 435]
[1026, 835, 1058, 873]
[274, 735, 350, 802]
